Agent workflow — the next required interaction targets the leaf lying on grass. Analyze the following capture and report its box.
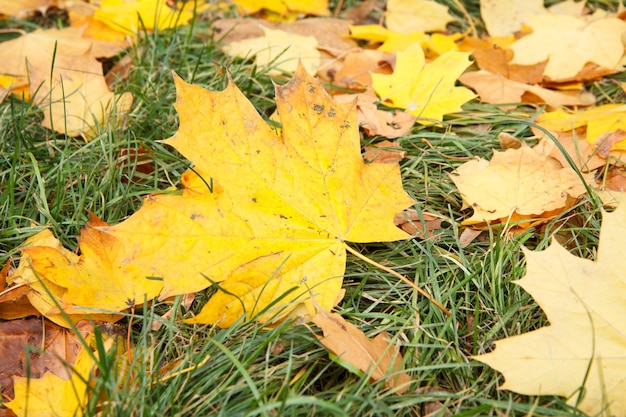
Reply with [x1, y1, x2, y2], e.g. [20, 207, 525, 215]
[105, 63, 416, 327]
[311, 309, 410, 393]
[474, 203, 626, 416]
[450, 146, 592, 228]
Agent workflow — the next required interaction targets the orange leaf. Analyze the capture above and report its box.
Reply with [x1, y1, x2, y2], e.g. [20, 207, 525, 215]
[311, 310, 410, 393]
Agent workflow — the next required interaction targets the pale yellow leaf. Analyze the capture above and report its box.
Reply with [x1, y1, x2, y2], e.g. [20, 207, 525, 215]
[222, 27, 320, 75]
[385, 0, 454, 33]
[450, 146, 592, 226]
[474, 203, 626, 416]
[479, 0, 545, 37]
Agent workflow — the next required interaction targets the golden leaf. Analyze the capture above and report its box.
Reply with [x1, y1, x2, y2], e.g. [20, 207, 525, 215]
[28, 49, 133, 139]
[105, 64, 415, 327]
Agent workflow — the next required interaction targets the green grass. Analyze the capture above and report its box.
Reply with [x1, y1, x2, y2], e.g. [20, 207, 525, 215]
[0, 1, 620, 416]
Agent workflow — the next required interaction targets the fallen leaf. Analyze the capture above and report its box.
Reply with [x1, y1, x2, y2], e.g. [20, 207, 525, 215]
[28, 48, 133, 139]
[349, 25, 460, 56]
[450, 146, 592, 227]
[531, 126, 609, 172]
[459, 70, 596, 108]
[536, 104, 626, 149]
[222, 27, 321, 75]
[331, 50, 390, 91]
[0, 26, 128, 96]
[311, 310, 410, 393]
[364, 140, 407, 163]
[93, 0, 204, 36]
[0, 319, 92, 401]
[393, 209, 443, 239]
[473, 203, 626, 416]
[104, 64, 415, 327]
[509, 13, 626, 81]
[372, 43, 475, 125]
[212, 18, 357, 57]
[84, 66, 414, 326]
[5, 333, 119, 417]
[334, 91, 415, 138]
[458, 36, 547, 85]
[479, 0, 545, 37]
[385, 0, 454, 33]
[232, 0, 330, 16]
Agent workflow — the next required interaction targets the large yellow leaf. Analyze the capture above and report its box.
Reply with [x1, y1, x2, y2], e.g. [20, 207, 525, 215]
[450, 146, 592, 227]
[474, 203, 626, 416]
[105, 64, 415, 327]
[372, 43, 475, 125]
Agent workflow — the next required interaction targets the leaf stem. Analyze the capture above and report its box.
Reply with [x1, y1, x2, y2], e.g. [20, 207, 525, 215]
[345, 244, 451, 317]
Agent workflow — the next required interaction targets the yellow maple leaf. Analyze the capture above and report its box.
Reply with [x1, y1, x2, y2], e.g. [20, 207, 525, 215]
[372, 43, 475, 125]
[385, 0, 454, 33]
[93, 0, 205, 36]
[509, 13, 626, 81]
[104, 64, 415, 327]
[474, 203, 626, 416]
[222, 27, 320, 75]
[450, 146, 592, 227]
[6, 334, 118, 417]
